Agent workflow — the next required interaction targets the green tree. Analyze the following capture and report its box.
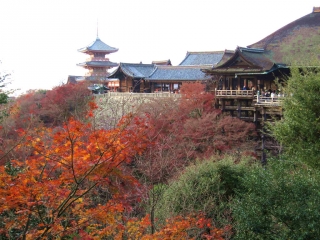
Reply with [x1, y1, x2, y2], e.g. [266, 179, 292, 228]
[155, 156, 250, 230]
[232, 159, 320, 239]
[271, 66, 320, 168]
[0, 93, 8, 104]
[0, 61, 11, 104]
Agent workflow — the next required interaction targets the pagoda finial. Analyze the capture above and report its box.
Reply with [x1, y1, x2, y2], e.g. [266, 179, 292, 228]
[97, 19, 99, 39]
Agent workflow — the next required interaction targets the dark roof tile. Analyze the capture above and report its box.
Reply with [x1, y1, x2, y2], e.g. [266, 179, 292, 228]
[109, 63, 157, 78]
[204, 47, 278, 74]
[146, 66, 210, 81]
[77, 61, 118, 67]
[179, 51, 225, 66]
[78, 37, 118, 53]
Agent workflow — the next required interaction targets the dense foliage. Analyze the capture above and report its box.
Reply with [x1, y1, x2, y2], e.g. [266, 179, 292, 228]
[155, 157, 320, 239]
[271, 67, 320, 168]
[233, 159, 320, 239]
[1, 76, 320, 239]
[155, 157, 248, 230]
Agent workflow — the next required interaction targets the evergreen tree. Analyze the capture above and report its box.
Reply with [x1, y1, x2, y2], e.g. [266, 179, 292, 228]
[271, 65, 320, 168]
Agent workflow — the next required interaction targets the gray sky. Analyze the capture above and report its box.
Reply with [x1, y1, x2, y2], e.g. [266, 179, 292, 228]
[0, 0, 318, 95]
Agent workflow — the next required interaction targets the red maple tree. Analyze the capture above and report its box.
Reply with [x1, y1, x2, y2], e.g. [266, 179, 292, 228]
[0, 112, 149, 239]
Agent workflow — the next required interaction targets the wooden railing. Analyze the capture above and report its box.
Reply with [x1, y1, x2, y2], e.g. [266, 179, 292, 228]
[255, 95, 283, 106]
[95, 92, 181, 98]
[215, 89, 254, 96]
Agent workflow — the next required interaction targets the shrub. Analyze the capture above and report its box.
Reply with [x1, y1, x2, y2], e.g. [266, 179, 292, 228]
[232, 159, 320, 239]
[155, 156, 249, 228]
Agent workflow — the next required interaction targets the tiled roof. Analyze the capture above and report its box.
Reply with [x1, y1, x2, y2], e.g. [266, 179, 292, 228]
[77, 61, 118, 68]
[78, 37, 118, 53]
[204, 47, 282, 74]
[67, 75, 81, 84]
[248, 10, 320, 65]
[146, 66, 211, 81]
[215, 50, 236, 66]
[239, 47, 275, 70]
[152, 59, 172, 65]
[109, 63, 157, 78]
[179, 51, 225, 66]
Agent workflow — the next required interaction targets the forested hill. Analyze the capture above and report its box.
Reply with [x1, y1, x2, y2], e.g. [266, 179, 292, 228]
[1, 76, 320, 239]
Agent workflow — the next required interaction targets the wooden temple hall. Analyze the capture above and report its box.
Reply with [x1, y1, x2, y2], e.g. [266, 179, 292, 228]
[106, 51, 224, 93]
[68, 7, 320, 124]
[202, 47, 290, 123]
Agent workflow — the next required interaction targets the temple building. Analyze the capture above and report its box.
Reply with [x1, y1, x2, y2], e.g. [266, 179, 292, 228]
[77, 36, 118, 81]
[68, 7, 319, 101]
[179, 51, 228, 67]
[202, 7, 320, 123]
[68, 36, 118, 85]
[107, 51, 227, 92]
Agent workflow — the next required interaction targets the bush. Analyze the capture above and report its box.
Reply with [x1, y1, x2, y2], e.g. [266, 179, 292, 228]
[155, 156, 249, 228]
[232, 159, 320, 239]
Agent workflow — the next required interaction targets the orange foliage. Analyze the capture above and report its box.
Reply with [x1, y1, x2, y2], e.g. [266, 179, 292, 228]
[134, 83, 256, 184]
[141, 214, 230, 240]
[0, 115, 150, 239]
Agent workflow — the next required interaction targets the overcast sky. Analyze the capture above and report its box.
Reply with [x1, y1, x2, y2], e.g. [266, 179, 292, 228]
[0, 0, 319, 95]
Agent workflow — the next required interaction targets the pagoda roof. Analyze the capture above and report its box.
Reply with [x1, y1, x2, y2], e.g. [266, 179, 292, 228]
[77, 61, 118, 68]
[248, 8, 320, 65]
[146, 66, 211, 81]
[203, 47, 286, 74]
[179, 51, 227, 66]
[109, 63, 157, 78]
[78, 37, 118, 54]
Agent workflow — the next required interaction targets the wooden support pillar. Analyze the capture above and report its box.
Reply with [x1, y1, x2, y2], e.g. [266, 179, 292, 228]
[245, 100, 249, 117]
[254, 109, 258, 127]
[237, 101, 241, 118]
[214, 97, 219, 109]
[221, 99, 225, 112]
[262, 107, 267, 121]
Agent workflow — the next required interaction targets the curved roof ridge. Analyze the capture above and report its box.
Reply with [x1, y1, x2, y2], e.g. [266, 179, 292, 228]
[178, 52, 191, 65]
[157, 65, 204, 69]
[121, 62, 155, 67]
[186, 51, 225, 54]
[149, 66, 158, 77]
[117, 62, 157, 78]
[108, 65, 121, 76]
[224, 49, 235, 54]
[239, 46, 264, 53]
[78, 37, 118, 53]
[119, 63, 134, 76]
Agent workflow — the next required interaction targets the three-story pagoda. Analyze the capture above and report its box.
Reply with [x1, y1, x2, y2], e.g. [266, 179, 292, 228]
[77, 36, 118, 81]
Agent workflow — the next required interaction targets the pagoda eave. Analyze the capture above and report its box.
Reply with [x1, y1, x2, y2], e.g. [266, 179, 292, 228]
[77, 76, 109, 81]
[77, 48, 119, 54]
[77, 61, 118, 68]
